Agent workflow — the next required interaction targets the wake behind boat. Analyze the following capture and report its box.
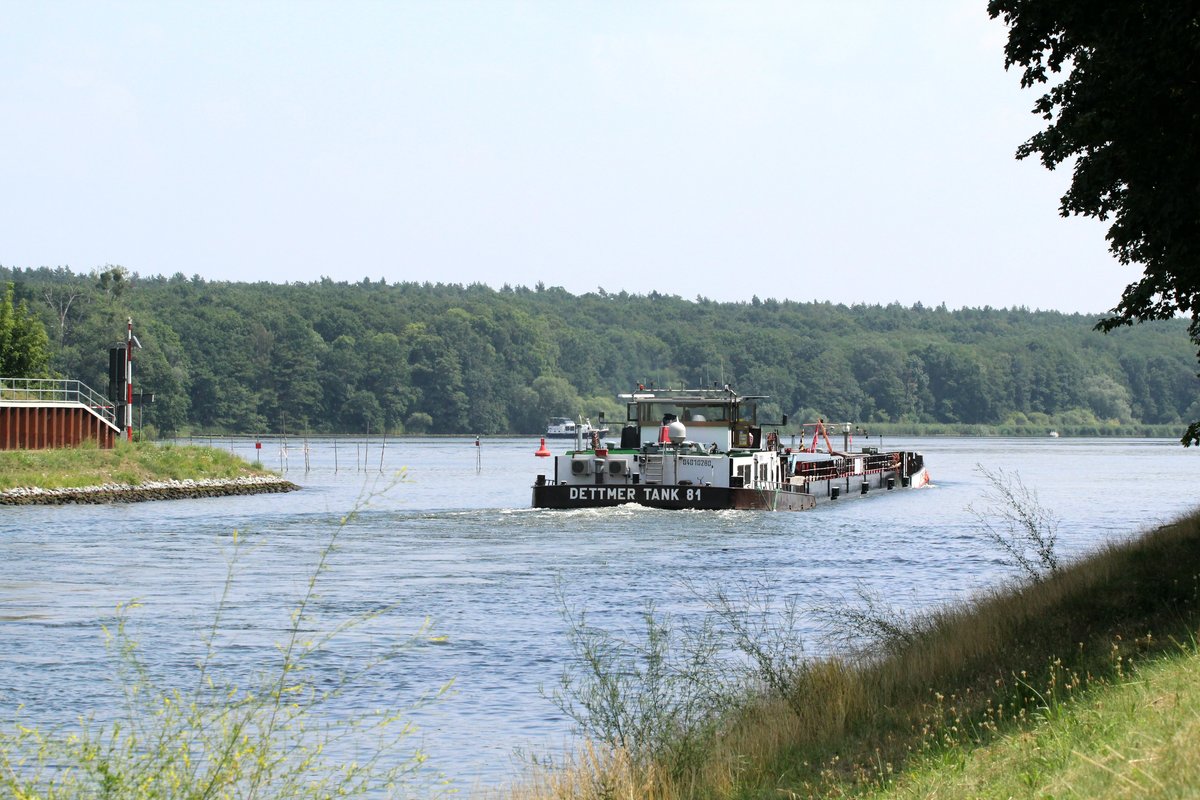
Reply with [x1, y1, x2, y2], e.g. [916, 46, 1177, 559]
[532, 385, 929, 511]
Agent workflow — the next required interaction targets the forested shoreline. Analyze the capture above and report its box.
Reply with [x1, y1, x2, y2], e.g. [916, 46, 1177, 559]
[3, 265, 1196, 438]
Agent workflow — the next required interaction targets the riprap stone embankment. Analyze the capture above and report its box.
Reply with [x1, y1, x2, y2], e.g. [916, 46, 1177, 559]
[0, 476, 299, 505]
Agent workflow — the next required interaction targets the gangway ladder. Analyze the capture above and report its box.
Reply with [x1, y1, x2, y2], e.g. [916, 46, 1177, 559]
[642, 454, 664, 484]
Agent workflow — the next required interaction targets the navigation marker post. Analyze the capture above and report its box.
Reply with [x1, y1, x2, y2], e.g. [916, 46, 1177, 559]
[121, 318, 142, 441]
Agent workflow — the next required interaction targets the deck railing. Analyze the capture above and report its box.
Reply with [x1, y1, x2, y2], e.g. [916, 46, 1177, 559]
[0, 378, 117, 426]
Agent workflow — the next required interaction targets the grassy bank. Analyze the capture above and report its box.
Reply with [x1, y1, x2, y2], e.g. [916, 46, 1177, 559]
[507, 507, 1200, 799]
[0, 440, 276, 490]
[869, 643, 1200, 798]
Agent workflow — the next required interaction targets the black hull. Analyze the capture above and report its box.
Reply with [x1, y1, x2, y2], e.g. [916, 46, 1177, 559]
[531, 483, 816, 511]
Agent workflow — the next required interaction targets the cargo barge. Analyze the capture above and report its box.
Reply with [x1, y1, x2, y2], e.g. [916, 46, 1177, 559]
[531, 385, 929, 511]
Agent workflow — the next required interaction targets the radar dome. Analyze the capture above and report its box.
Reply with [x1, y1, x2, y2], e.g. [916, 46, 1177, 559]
[667, 420, 687, 444]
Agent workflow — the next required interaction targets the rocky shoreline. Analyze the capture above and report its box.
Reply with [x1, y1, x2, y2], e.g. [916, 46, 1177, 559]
[0, 475, 300, 505]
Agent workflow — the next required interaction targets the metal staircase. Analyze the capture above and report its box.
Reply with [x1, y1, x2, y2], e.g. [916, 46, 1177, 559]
[642, 454, 664, 484]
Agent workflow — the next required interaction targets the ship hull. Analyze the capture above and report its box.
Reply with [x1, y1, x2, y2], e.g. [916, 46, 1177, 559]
[793, 465, 931, 500]
[531, 465, 929, 512]
[531, 482, 817, 511]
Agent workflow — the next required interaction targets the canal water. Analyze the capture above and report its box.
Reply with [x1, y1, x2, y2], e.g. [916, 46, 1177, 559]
[1, 435, 1197, 788]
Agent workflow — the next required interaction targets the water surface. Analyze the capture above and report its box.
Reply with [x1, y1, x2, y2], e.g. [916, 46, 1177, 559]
[1, 435, 1196, 787]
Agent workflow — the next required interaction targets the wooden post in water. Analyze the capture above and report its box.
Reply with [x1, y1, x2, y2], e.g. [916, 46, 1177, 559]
[333, 437, 338, 473]
[379, 432, 386, 473]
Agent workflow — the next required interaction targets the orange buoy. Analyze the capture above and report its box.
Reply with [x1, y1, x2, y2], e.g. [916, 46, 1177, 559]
[535, 437, 551, 457]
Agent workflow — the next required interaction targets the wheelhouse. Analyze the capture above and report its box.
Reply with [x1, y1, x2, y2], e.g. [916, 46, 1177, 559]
[619, 386, 768, 451]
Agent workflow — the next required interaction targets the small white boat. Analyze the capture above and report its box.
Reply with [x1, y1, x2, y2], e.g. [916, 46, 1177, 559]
[546, 416, 609, 439]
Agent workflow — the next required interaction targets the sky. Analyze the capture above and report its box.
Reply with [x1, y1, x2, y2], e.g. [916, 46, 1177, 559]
[1, 1, 1134, 313]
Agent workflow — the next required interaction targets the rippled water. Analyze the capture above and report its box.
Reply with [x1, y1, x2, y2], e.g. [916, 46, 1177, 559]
[1, 435, 1197, 788]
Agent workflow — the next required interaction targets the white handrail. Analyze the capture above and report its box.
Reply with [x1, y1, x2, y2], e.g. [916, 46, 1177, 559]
[0, 377, 118, 426]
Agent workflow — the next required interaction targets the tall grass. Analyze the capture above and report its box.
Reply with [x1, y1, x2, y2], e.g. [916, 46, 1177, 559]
[0, 477, 450, 798]
[967, 464, 1060, 581]
[507, 505, 1200, 799]
[874, 638, 1200, 798]
[545, 596, 739, 782]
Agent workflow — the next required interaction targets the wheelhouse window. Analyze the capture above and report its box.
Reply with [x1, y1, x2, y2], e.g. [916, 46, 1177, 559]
[636, 402, 732, 425]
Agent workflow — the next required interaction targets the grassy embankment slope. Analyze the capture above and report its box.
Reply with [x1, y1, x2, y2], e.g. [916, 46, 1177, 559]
[0, 441, 274, 490]
[868, 644, 1200, 799]
[510, 507, 1200, 800]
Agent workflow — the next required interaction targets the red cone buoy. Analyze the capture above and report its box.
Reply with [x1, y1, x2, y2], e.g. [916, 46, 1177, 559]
[535, 437, 551, 457]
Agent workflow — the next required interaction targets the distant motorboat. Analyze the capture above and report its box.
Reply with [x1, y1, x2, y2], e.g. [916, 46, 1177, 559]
[1049, 430, 1060, 438]
[545, 416, 609, 439]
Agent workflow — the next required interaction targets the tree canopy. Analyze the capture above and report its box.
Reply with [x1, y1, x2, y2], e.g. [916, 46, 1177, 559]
[1, 267, 1196, 439]
[0, 282, 52, 379]
[988, 0, 1200, 444]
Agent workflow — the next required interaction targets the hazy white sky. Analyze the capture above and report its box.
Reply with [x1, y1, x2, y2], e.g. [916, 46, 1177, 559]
[1, 1, 1133, 312]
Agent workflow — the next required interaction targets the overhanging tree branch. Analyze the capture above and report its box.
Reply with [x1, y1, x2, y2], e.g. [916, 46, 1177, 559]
[989, 0, 1200, 444]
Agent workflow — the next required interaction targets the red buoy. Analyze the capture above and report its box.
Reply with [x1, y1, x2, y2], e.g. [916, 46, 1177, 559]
[535, 437, 551, 457]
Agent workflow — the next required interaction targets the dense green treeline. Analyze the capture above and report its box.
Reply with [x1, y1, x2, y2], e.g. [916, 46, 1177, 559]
[2, 265, 1197, 437]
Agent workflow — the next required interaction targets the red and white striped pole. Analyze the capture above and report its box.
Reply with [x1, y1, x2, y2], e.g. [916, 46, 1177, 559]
[126, 317, 134, 441]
